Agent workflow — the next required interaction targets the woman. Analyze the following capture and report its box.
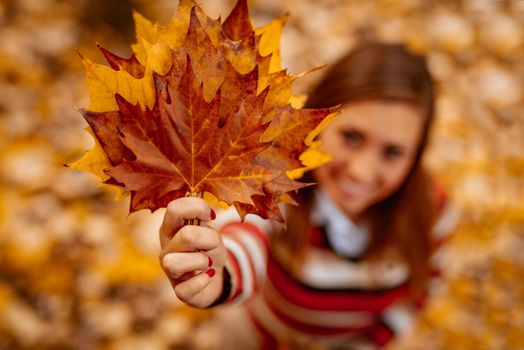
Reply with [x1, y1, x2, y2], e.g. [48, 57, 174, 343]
[159, 42, 451, 349]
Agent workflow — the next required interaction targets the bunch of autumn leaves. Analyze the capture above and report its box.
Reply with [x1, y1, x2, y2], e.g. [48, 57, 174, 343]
[71, 0, 336, 221]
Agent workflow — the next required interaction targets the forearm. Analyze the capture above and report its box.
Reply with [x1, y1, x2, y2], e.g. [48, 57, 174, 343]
[212, 221, 270, 305]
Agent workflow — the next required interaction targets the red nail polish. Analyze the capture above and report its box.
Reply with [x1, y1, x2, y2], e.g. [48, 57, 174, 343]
[208, 257, 213, 267]
[210, 209, 216, 220]
[206, 268, 216, 278]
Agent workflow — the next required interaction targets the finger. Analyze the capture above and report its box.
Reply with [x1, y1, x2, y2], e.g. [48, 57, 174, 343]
[162, 252, 212, 278]
[162, 225, 221, 254]
[174, 269, 216, 303]
[159, 197, 213, 247]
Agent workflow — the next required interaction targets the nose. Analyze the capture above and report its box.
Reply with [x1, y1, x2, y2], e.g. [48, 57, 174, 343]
[345, 150, 380, 184]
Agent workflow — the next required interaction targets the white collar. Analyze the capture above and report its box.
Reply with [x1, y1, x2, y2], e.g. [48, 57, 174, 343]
[311, 188, 369, 258]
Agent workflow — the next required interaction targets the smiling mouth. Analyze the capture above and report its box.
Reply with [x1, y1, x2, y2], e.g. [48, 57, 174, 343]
[337, 180, 375, 198]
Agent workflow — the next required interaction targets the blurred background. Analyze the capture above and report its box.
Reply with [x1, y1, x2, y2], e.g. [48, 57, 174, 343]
[0, 0, 523, 349]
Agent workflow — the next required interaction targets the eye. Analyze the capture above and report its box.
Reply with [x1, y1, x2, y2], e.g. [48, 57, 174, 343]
[384, 145, 405, 160]
[340, 130, 363, 147]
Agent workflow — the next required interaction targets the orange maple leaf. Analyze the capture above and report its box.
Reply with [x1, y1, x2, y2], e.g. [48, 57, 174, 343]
[84, 58, 280, 211]
[72, 0, 337, 220]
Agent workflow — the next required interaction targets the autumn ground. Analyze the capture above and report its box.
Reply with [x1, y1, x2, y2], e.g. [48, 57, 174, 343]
[1, 0, 523, 349]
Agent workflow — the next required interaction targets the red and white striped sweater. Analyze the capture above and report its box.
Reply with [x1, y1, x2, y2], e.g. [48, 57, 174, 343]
[212, 187, 455, 349]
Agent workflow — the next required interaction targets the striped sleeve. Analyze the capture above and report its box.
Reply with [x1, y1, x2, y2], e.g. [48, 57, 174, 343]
[216, 214, 271, 304]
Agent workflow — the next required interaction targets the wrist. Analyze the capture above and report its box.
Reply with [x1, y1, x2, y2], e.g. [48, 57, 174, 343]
[208, 267, 231, 307]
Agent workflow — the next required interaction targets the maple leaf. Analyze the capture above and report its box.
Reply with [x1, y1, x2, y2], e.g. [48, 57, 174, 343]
[233, 174, 310, 222]
[84, 57, 280, 212]
[71, 0, 338, 221]
[98, 45, 145, 79]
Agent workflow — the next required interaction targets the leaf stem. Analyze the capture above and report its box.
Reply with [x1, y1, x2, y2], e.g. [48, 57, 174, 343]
[184, 191, 203, 226]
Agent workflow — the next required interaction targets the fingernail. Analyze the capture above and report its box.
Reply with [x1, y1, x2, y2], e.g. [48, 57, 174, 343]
[206, 268, 216, 278]
[208, 257, 213, 267]
[210, 209, 216, 220]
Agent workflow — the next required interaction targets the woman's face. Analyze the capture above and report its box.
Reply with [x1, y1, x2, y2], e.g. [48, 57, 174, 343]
[313, 99, 425, 220]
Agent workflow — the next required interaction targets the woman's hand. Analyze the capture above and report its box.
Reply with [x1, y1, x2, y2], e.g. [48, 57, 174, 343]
[159, 197, 227, 308]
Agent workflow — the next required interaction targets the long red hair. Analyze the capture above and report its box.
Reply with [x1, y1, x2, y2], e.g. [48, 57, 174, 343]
[272, 42, 436, 298]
